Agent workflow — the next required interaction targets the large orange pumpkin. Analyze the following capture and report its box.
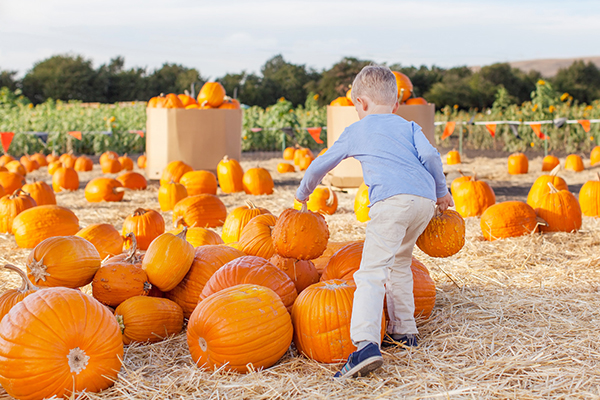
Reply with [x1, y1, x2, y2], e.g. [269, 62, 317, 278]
[0, 288, 123, 400]
[269, 254, 319, 294]
[217, 155, 244, 193]
[221, 200, 271, 243]
[142, 228, 195, 291]
[115, 296, 184, 344]
[330, 96, 353, 106]
[0, 188, 37, 234]
[27, 235, 101, 288]
[166, 226, 224, 247]
[76, 223, 124, 259]
[84, 177, 125, 202]
[446, 150, 461, 165]
[165, 245, 244, 318]
[450, 170, 472, 195]
[590, 146, 600, 166]
[541, 155, 560, 171]
[277, 162, 296, 173]
[74, 155, 94, 172]
[526, 165, 568, 208]
[22, 179, 56, 205]
[320, 241, 364, 282]
[291, 279, 385, 363]
[535, 183, 582, 232]
[197, 82, 226, 108]
[47, 160, 62, 175]
[199, 255, 298, 311]
[178, 93, 197, 107]
[312, 240, 361, 275]
[137, 154, 147, 169]
[30, 153, 47, 167]
[122, 208, 165, 250]
[99, 151, 118, 165]
[354, 182, 371, 222]
[187, 284, 293, 373]
[172, 194, 227, 228]
[272, 202, 330, 260]
[579, 173, 600, 217]
[163, 93, 184, 108]
[564, 154, 585, 172]
[117, 171, 147, 190]
[118, 154, 134, 171]
[242, 167, 274, 195]
[392, 71, 413, 102]
[508, 152, 529, 175]
[0, 171, 25, 194]
[480, 201, 538, 241]
[20, 156, 39, 173]
[237, 214, 278, 259]
[5, 160, 26, 176]
[283, 147, 296, 160]
[180, 170, 218, 195]
[52, 166, 79, 192]
[293, 185, 338, 215]
[415, 209, 465, 257]
[158, 181, 188, 211]
[0, 264, 39, 321]
[12, 205, 80, 248]
[100, 158, 122, 174]
[452, 175, 496, 217]
[160, 160, 193, 186]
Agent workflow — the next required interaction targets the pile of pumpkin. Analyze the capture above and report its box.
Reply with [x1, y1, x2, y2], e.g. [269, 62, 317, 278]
[0, 151, 468, 399]
[147, 82, 240, 110]
[276, 145, 328, 174]
[330, 71, 428, 107]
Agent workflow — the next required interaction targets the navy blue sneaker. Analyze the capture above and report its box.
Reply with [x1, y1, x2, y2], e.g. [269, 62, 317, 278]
[381, 333, 418, 348]
[333, 342, 383, 379]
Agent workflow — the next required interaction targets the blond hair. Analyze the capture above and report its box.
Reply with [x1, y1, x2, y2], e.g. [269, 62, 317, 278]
[350, 65, 398, 106]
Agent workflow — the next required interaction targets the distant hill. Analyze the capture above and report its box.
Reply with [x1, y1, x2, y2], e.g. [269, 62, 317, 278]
[473, 56, 600, 77]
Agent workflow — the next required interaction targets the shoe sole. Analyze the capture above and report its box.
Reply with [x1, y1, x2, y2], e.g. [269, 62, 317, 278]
[337, 356, 383, 379]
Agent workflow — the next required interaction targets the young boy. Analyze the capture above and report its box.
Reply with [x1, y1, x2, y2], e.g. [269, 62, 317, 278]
[295, 65, 453, 379]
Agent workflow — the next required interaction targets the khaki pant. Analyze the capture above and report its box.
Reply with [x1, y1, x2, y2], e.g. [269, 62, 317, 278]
[350, 194, 435, 344]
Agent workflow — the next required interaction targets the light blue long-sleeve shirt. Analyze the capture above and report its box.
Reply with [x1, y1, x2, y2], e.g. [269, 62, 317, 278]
[296, 113, 448, 205]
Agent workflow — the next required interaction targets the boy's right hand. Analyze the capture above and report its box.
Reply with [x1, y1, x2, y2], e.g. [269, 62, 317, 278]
[436, 193, 454, 212]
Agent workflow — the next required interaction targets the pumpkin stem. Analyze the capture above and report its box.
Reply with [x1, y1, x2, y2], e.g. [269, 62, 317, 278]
[67, 347, 90, 375]
[113, 187, 127, 193]
[143, 281, 152, 294]
[325, 184, 335, 207]
[28, 257, 50, 283]
[549, 164, 560, 176]
[300, 202, 308, 213]
[3, 264, 37, 292]
[9, 188, 26, 199]
[115, 314, 125, 334]
[547, 182, 559, 194]
[174, 217, 186, 229]
[176, 225, 189, 241]
[457, 169, 464, 177]
[124, 233, 139, 263]
[245, 200, 257, 209]
[222, 155, 229, 163]
[132, 208, 147, 217]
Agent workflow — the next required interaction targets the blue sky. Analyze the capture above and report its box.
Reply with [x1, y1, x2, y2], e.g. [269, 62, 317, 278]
[1, 0, 599, 78]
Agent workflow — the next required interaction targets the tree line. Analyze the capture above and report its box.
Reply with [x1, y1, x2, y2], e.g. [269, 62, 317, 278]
[1, 54, 599, 109]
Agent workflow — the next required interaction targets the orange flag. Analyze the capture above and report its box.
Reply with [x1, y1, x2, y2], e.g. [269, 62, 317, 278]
[485, 124, 497, 137]
[441, 121, 456, 140]
[68, 131, 82, 140]
[530, 124, 548, 140]
[578, 119, 591, 133]
[0, 132, 15, 153]
[129, 130, 145, 138]
[307, 127, 323, 144]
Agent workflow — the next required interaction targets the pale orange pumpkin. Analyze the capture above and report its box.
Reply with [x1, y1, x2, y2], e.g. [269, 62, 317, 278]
[12, 205, 80, 248]
[0, 287, 124, 400]
[0, 155, 14, 167]
[541, 155, 560, 171]
[115, 296, 184, 344]
[221, 200, 271, 243]
[238, 214, 278, 259]
[158, 181, 188, 211]
[167, 226, 224, 247]
[137, 154, 147, 169]
[84, 177, 125, 202]
[74, 155, 94, 172]
[47, 160, 62, 175]
[52, 166, 79, 192]
[354, 182, 370, 222]
[27, 235, 101, 288]
[508, 152, 529, 175]
[165, 245, 244, 318]
[579, 173, 600, 217]
[116, 171, 147, 190]
[76, 223, 124, 260]
[172, 194, 227, 228]
[22, 180, 55, 206]
[180, 170, 218, 195]
[242, 167, 274, 195]
[5, 160, 26, 176]
[216, 155, 244, 193]
[283, 147, 296, 160]
[590, 146, 600, 166]
[142, 228, 195, 291]
[187, 284, 293, 373]
[199, 255, 298, 312]
[0, 188, 37, 233]
[160, 160, 193, 186]
[446, 150, 461, 165]
[122, 208, 165, 250]
[277, 162, 296, 173]
[564, 154, 584, 172]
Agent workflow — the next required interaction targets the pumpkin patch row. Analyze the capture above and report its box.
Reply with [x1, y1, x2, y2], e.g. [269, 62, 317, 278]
[148, 82, 240, 110]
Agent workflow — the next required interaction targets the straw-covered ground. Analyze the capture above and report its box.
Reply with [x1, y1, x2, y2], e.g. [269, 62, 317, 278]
[1, 151, 600, 399]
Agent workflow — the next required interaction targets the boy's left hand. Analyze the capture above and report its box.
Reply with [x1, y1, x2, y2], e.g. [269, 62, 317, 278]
[436, 193, 454, 212]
